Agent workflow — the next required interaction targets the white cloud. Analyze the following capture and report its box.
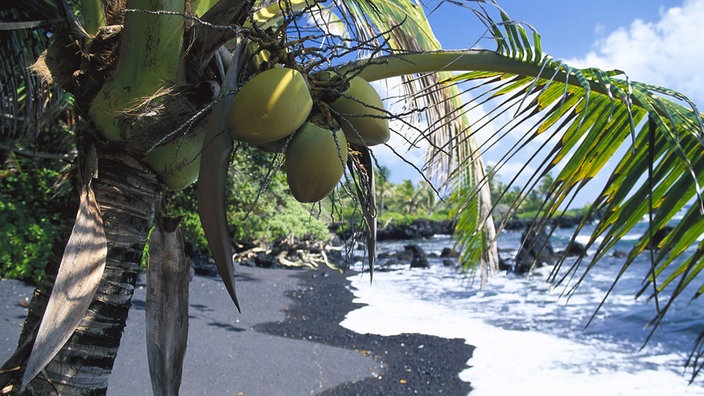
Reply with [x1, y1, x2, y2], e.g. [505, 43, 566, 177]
[568, 0, 704, 105]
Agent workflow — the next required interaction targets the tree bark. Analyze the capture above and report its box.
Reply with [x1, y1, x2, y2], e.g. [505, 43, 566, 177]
[4, 147, 161, 395]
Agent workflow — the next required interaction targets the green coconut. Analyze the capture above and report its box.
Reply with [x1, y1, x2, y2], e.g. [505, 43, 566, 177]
[143, 131, 204, 191]
[285, 117, 348, 203]
[330, 76, 389, 146]
[227, 67, 313, 144]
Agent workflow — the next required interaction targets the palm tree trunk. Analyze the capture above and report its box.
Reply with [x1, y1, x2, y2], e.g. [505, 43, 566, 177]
[7, 147, 161, 395]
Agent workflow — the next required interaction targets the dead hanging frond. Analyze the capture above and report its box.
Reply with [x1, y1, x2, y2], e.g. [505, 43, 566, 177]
[337, 0, 498, 276]
[21, 143, 107, 389]
[146, 215, 189, 396]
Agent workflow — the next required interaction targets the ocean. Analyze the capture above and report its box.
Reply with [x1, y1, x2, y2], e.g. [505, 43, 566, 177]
[341, 221, 704, 395]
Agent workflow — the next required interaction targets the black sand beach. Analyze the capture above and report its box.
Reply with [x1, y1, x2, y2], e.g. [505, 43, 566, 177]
[1, 264, 474, 395]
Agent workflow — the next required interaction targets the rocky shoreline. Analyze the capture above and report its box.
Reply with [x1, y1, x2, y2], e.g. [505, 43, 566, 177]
[372, 214, 593, 242]
[201, 215, 592, 276]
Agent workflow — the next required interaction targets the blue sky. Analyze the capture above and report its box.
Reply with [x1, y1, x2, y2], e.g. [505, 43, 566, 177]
[375, 0, 704, 207]
[429, 1, 669, 59]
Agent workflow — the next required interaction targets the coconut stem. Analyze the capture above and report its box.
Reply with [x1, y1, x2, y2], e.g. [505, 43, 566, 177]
[88, 0, 185, 144]
[81, 0, 106, 35]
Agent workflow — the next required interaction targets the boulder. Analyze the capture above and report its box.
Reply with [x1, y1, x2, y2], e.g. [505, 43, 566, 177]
[255, 252, 280, 268]
[405, 244, 430, 268]
[498, 257, 513, 271]
[377, 251, 396, 259]
[514, 225, 555, 273]
[185, 241, 220, 277]
[440, 247, 460, 258]
[397, 251, 414, 261]
[648, 226, 674, 249]
[612, 250, 628, 258]
[563, 241, 587, 257]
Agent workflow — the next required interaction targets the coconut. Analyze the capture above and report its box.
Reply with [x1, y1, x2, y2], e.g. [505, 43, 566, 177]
[285, 117, 348, 202]
[330, 76, 389, 146]
[227, 67, 313, 144]
[143, 131, 204, 191]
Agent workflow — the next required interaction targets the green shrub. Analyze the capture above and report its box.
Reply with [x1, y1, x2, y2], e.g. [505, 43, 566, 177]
[162, 146, 332, 253]
[0, 167, 66, 282]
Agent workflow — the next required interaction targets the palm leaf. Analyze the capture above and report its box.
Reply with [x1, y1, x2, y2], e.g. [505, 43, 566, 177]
[146, 216, 190, 396]
[22, 162, 107, 388]
[443, 4, 704, 379]
[451, 3, 702, 311]
[324, 0, 704, 379]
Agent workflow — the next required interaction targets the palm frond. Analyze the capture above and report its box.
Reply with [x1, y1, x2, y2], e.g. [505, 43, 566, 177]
[331, 0, 704, 378]
[432, 3, 704, 379]
[439, 19, 702, 273]
[332, 0, 499, 273]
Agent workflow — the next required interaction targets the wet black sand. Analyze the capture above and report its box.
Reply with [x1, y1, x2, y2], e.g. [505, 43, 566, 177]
[258, 267, 475, 395]
[1, 264, 474, 395]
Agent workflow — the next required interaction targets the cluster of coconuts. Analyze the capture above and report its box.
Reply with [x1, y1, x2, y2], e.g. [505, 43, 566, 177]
[226, 67, 389, 202]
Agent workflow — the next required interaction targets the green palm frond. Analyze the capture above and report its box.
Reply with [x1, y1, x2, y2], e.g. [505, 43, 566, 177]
[329, 0, 703, 378]
[441, 11, 704, 313]
[439, 3, 704, 378]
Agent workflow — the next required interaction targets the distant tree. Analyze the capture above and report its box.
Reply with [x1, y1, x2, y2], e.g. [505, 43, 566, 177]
[415, 180, 439, 216]
[391, 179, 418, 214]
[374, 165, 393, 217]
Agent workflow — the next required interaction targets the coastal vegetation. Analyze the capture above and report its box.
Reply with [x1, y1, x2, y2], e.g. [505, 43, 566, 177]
[0, 152, 572, 285]
[1, 0, 703, 393]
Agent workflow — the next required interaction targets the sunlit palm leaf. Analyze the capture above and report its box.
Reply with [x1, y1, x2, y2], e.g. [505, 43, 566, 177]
[23, 171, 107, 388]
[331, 0, 704, 378]
[428, 5, 704, 378]
[423, 7, 702, 286]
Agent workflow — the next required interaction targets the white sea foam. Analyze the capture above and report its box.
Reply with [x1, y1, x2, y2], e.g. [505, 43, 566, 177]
[341, 232, 704, 395]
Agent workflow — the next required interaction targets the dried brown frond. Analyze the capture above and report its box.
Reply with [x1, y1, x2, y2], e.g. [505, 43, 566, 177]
[122, 85, 177, 118]
[29, 51, 54, 85]
[103, 0, 127, 25]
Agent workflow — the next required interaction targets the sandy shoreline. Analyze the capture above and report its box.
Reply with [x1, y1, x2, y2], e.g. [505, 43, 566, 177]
[1, 264, 473, 395]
